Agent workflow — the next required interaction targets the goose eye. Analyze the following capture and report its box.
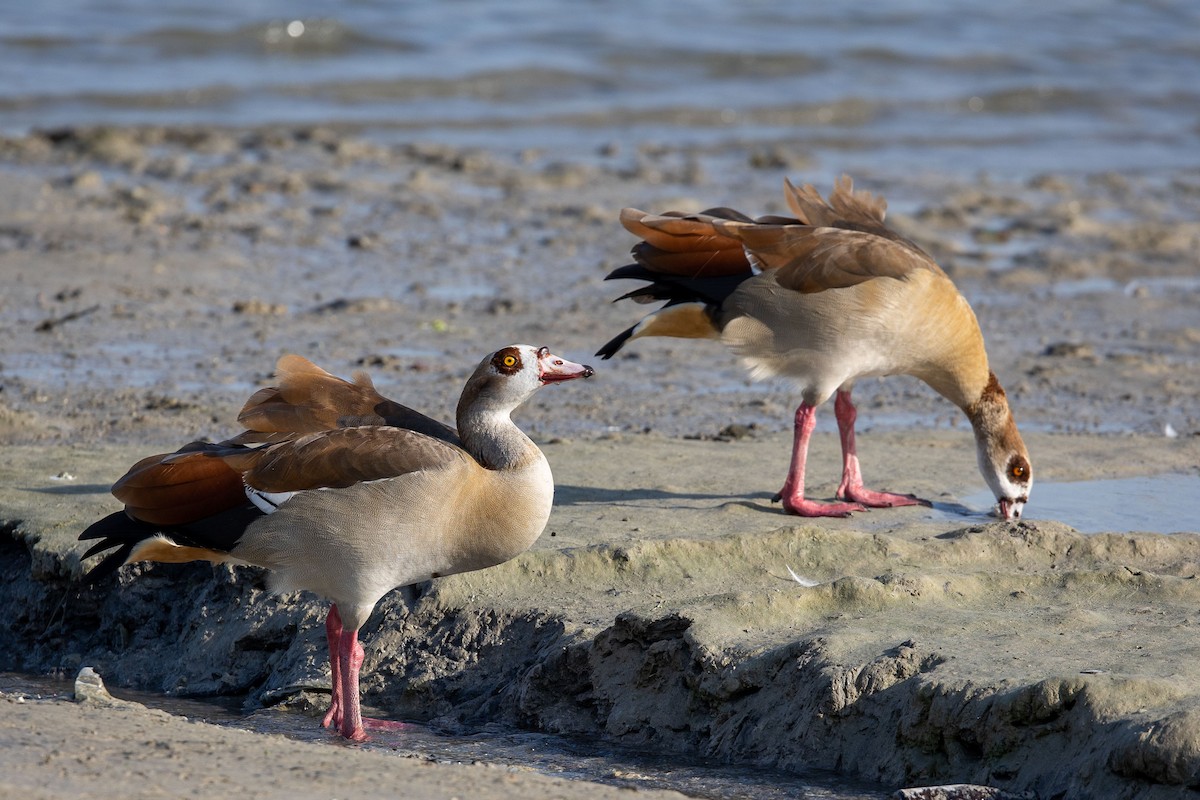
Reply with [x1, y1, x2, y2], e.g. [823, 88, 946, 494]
[1005, 455, 1031, 484]
[491, 348, 523, 373]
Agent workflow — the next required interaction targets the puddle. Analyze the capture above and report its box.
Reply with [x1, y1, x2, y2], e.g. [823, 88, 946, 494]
[0, 672, 886, 800]
[978, 274, 1200, 312]
[425, 281, 497, 303]
[939, 473, 1199, 534]
[1043, 275, 1200, 300]
[0, 671, 247, 722]
[240, 708, 888, 800]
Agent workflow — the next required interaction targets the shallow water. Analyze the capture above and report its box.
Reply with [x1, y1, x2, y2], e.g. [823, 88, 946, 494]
[3, 0, 1199, 178]
[246, 712, 888, 800]
[0, 671, 886, 800]
[946, 473, 1200, 534]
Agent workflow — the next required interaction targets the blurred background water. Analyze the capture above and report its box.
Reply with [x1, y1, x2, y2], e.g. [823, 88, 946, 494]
[2, 0, 1199, 178]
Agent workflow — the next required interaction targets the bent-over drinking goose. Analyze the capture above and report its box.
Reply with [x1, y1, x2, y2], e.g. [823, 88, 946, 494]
[597, 176, 1031, 520]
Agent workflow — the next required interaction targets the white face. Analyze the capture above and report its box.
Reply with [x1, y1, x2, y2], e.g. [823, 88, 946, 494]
[479, 345, 593, 406]
[977, 442, 1033, 520]
[485, 344, 543, 400]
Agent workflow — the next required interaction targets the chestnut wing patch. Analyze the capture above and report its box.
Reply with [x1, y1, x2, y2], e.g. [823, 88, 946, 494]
[112, 445, 248, 526]
[620, 208, 757, 278]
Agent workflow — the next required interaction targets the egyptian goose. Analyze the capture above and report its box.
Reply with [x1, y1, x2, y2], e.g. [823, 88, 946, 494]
[597, 176, 1032, 520]
[79, 345, 593, 741]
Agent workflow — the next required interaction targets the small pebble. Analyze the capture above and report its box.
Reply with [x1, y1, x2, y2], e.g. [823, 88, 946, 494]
[74, 666, 115, 705]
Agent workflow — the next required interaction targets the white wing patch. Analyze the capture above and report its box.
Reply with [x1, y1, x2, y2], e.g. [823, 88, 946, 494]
[246, 485, 296, 515]
[744, 246, 765, 275]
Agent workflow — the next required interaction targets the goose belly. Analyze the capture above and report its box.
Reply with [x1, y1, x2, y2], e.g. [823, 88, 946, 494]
[233, 459, 554, 607]
[717, 275, 942, 401]
[720, 310, 904, 403]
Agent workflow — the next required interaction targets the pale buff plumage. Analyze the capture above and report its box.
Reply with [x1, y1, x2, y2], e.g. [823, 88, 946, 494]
[80, 345, 593, 741]
[599, 176, 1032, 519]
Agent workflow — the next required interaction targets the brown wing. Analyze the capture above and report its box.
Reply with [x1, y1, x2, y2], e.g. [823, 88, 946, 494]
[235, 354, 459, 446]
[619, 176, 918, 285]
[784, 175, 890, 231]
[112, 444, 248, 526]
[620, 207, 773, 278]
[222, 426, 472, 494]
[713, 219, 943, 294]
[112, 426, 470, 524]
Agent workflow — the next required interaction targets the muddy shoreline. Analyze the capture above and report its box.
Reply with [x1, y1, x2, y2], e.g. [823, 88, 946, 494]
[2, 126, 1200, 798]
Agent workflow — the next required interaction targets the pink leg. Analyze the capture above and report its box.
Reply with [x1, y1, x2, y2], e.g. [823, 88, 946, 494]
[323, 604, 412, 741]
[336, 626, 368, 742]
[776, 402, 866, 517]
[833, 389, 928, 508]
[321, 606, 343, 730]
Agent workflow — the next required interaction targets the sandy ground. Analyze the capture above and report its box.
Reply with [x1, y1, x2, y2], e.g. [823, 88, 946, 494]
[0, 678, 696, 800]
[2, 126, 1200, 799]
[2, 669, 893, 800]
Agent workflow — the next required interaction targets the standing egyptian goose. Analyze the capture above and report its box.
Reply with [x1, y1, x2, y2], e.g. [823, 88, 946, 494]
[597, 176, 1032, 520]
[79, 345, 593, 742]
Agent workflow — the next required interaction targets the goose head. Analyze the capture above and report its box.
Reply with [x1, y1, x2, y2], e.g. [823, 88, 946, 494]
[968, 373, 1032, 520]
[976, 434, 1032, 520]
[459, 345, 593, 418]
